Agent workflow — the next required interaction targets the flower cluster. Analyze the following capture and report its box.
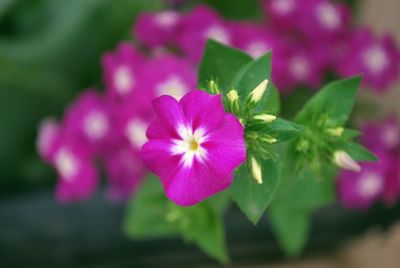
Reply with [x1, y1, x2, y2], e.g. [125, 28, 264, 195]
[134, 0, 400, 92]
[337, 116, 400, 209]
[37, 43, 196, 203]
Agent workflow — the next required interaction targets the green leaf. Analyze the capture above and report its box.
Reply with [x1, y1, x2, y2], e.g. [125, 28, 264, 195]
[340, 142, 378, 162]
[231, 52, 278, 113]
[198, 40, 252, 93]
[178, 204, 229, 264]
[296, 77, 361, 127]
[124, 176, 229, 263]
[267, 118, 304, 142]
[269, 205, 311, 257]
[231, 159, 279, 225]
[123, 177, 179, 238]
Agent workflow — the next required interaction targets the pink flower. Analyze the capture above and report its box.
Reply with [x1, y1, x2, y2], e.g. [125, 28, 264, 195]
[63, 89, 111, 155]
[362, 115, 400, 153]
[102, 43, 145, 102]
[298, 0, 350, 41]
[272, 42, 327, 92]
[140, 90, 246, 206]
[51, 137, 98, 203]
[263, 0, 301, 31]
[137, 55, 196, 100]
[336, 29, 400, 91]
[103, 144, 146, 201]
[337, 160, 387, 210]
[230, 23, 281, 58]
[176, 5, 233, 62]
[37, 118, 60, 163]
[134, 10, 182, 48]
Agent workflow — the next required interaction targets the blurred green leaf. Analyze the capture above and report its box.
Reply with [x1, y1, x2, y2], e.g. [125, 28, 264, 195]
[269, 205, 311, 257]
[231, 158, 279, 225]
[296, 77, 361, 127]
[340, 142, 378, 162]
[124, 176, 229, 263]
[198, 40, 252, 92]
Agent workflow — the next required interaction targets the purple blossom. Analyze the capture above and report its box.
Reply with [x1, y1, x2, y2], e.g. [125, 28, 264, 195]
[336, 29, 400, 91]
[230, 23, 281, 58]
[37, 118, 60, 163]
[137, 55, 196, 100]
[298, 0, 350, 41]
[134, 10, 181, 48]
[362, 115, 400, 153]
[103, 145, 146, 201]
[272, 42, 327, 92]
[176, 5, 233, 62]
[52, 141, 98, 203]
[62, 89, 111, 155]
[337, 160, 387, 210]
[141, 90, 246, 206]
[102, 43, 145, 102]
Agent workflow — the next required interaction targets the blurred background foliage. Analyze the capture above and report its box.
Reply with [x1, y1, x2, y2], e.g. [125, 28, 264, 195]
[0, 0, 358, 195]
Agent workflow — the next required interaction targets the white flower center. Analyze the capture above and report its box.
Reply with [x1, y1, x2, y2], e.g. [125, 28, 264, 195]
[154, 11, 179, 28]
[363, 46, 389, 74]
[125, 119, 148, 149]
[83, 111, 108, 140]
[316, 3, 340, 30]
[382, 124, 399, 149]
[114, 66, 134, 95]
[289, 56, 310, 80]
[246, 41, 270, 58]
[271, 0, 295, 15]
[55, 148, 79, 181]
[156, 76, 187, 100]
[358, 172, 383, 198]
[171, 126, 207, 167]
[205, 25, 230, 45]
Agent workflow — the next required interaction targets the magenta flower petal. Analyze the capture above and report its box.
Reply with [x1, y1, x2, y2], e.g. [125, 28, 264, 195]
[202, 114, 246, 178]
[36, 118, 60, 163]
[165, 159, 232, 206]
[180, 90, 224, 133]
[141, 90, 246, 206]
[152, 95, 186, 138]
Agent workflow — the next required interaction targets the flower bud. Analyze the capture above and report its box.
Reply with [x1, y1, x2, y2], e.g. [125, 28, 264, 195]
[253, 113, 277, 123]
[250, 156, 263, 184]
[326, 127, 344, 137]
[248, 79, 269, 104]
[227, 89, 240, 114]
[209, 80, 220, 94]
[333, 150, 361, 172]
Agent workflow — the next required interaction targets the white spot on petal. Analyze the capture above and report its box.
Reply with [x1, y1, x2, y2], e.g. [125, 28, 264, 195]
[83, 111, 109, 140]
[363, 46, 389, 75]
[55, 148, 79, 181]
[205, 25, 230, 45]
[125, 119, 148, 149]
[154, 11, 179, 28]
[114, 66, 134, 95]
[358, 172, 383, 198]
[156, 76, 188, 100]
[271, 0, 295, 15]
[382, 124, 399, 149]
[289, 56, 310, 80]
[316, 3, 341, 30]
[246, 41, 270, 58]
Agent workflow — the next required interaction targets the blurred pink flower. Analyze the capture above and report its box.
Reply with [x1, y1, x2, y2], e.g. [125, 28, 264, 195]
[141, 90, 246, 206]
[176, 5, 233, 62]
[137, 55, 196, 100]
[63, 89, 111, 155]
[134, 10, 182, 48]
[102, 43, 145, 102]
[336, 29, 400, 91]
